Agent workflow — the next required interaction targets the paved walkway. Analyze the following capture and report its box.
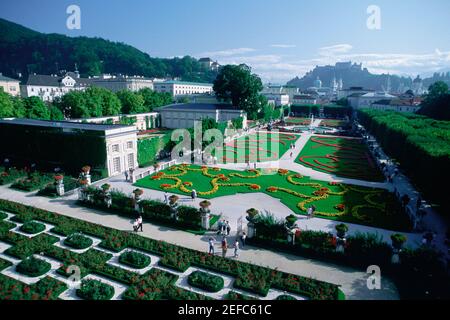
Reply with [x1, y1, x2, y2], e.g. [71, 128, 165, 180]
[0, 185, 399, 300]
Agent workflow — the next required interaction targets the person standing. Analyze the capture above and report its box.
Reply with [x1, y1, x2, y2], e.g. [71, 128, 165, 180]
[164, 192, 169, 204]
[234, 239, 240, 258]
[132, 218, 139, 232]
[253, 163, 257, 170]
[290, 151, 293, 158]
[226, 221, 231, 236]
[221, 237, 228, 258]
[124, 170, 129, 182]
[241, 232, 247, 247]
[137, 215, 143, 232]
[307, 206, 313, 219]
[191, 189, 197, 201]
[208, 237, 215, 255]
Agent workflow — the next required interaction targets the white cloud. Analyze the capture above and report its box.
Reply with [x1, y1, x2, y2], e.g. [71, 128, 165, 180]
[199, 47, 256, 57]
[270, 44, 297, 48]
[318, 44, 353, 56]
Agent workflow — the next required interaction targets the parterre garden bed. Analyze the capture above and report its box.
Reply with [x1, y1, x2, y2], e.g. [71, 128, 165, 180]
[135, 164, 410, 230]
[187, 270, 224, 292]
[296, 135, 385, 182]
[0, 199, 343, 300]
[76, 279, 115, 300]
[19, 221, 46, 234]
[213, 132, 299, 163]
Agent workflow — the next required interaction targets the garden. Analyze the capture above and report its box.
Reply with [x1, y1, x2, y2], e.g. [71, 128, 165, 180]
[0, 199, 344, 300]
[296, 136, 385, 182]
[135, 164, 410, 230]
[213, 132, 299, 163]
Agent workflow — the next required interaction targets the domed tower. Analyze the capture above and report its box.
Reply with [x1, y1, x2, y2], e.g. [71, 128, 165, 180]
[412, 75, 423, 95]
[314, 76, 322, 89]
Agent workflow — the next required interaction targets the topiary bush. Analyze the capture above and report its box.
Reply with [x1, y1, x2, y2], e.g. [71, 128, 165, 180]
[119, 250, 151, 269]
[276, 294, 297, 300]
[76, 279, 115, 300]
[64, 233, 93, 250]
[19, 221, 46, 234]
[188, 270, 225, 293]
[16, 256, 51, 277]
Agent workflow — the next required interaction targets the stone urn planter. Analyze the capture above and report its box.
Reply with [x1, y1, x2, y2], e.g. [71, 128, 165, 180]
[153, 163, 161, 172]
[199, 200, 211, 230]
[101, 184, 112, 208]
[54, 175, 65, 196]
[285, 215, 298, 245]
[246, 208, 260, 239]
[390, 233, 407, 264]
[81, 165, 91, 185]
[78, 179, 89, 201]
[169, 195, 180, 220]
[335, 224, 348, 253]
[133, 188, 144, 212]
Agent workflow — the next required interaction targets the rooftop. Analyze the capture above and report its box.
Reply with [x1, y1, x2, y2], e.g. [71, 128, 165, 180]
[155, 80, 213, 87]
[0, 73, 19, 82]
[26, 73, 93, 87]
[157, 103, 241, 112]
[0, 118, 135, 132]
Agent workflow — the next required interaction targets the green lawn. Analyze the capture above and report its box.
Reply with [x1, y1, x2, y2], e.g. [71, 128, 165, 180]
[296, 136, 385, 182]
[213, 132, 299, 163]
[135, 164, 410, 231]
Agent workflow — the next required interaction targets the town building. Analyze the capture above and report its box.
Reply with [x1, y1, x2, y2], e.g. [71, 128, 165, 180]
[0, 118, 138, 177]
[338, 86, 373, 100]
[199, 58, 220, 71]
[292, 94, 318, 105]
[156, 103, 247, 129]
[90, 74, 154, 92]
[348, 91, 397, 108]
[262, 85, 299, 100]
[371, 99, 421, 113]
[261, 93, 290, 106]
[0, 73, 20, 96]
[21, 71, 92, 102]
[153, 81, 213, 98]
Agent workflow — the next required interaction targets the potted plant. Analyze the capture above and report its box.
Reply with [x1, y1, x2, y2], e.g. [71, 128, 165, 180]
[101, 183, 111, 192]
[81, 165, 91, 175]
[246, 208, 259, 222]
[169, 194, 179, 205]
[285, 214, 298, 228]
[335, 223, 348, 239]
[153, 162, 161, 171]
[199, 200, 211, 230]
[199, 200, 211, 210]
[133, 188, 144, 198]
[54, 175, 64, 184]
[390, 233, 407, 250]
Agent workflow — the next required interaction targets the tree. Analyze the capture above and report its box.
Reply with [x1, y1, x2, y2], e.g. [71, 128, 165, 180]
[418, 81, 450, 120]
[58, 90, 89, 118]
[117, 90, 146, 114]
[23, 97, 50, 120]
[49, 105, 64, 120]
[0, 89, 14, 118]
[138, 88, 173, 111]
[213, 64, 263, 114]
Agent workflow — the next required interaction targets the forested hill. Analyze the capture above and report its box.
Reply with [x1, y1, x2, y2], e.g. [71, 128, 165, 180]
[0, 18, 217, 82]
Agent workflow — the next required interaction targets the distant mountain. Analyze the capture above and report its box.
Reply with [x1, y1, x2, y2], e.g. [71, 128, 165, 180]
[286, 62, 450, 92]
[0, 18, 217, 82]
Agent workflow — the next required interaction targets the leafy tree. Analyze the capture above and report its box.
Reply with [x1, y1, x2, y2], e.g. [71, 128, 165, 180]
[213, 64, 263, 116]
[49, 105, 64, 120]
[117, 90, 146, 114]
[418, 81, 450, 120]
[58, 91, 89, 118]
[11, 96, 26, 118]
[138, 88, 173, 111]
[0, 89, 14, 118]
[23, 97, 50, 120]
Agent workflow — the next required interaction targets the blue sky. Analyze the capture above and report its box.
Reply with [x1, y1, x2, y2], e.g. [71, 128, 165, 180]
[1, 0, 450, 82]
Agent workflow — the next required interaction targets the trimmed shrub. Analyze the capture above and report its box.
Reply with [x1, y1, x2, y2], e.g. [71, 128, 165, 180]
[119, 250, 151, 269]
[276, 294, 297, 300]
[64, 233, 93, 249]
[76, 279, 115, 300]
[16, 256, 51, 277]
[188, 270, 224, 292]
[20, 221, 46, 234]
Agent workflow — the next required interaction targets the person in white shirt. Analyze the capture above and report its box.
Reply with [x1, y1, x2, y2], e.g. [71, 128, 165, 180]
[234, 240, 240, 257]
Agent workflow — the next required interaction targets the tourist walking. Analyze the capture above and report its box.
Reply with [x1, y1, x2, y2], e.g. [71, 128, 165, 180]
[226, 221, 231, 236]
[234, 239, 240, 257]
[124, 170, 129, 182]
[307, 206, 313, 219]
[221, 237, 228, 258]
[132, 218, 139, 232]
[253, 163, 257, 170]
[191, 189, 197, 201]
[136, 215, 143, 232]
[208, 237, 215, 255]
[241, 232, 247, 247]
[164, 192, 169, 204]
[290, 151, 293, 158]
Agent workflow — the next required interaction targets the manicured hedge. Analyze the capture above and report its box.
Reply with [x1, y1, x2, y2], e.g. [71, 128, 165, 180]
[76, 279, 115, 300]
[290, 105, 320, 116]
[64, 233, 93, 250]
[357, 109, 450, 213]
[19, 221, 46, 234]
[188, 270, 224, 292]
[0, 273, 67, 300]
[137, 132, 172, 167]
[0, 211, 8, 220]
[119, 250, 151, 269]
[276, 294, 296, 300]
[79, 189, 203, 232]
[16, 256, 51, 277]
[0, 167, 27, 185]
[11, 173, 54, 192]
[0, 199, 343, 300]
